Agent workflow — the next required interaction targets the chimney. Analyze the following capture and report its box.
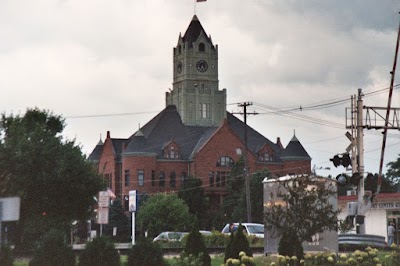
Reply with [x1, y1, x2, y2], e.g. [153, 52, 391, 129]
[276, 137, 283, 149]
[106, 131, 110, 139]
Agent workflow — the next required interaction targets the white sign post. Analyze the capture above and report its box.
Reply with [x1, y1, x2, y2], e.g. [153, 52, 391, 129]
[97, 191, 110, 236]
[129, 190, 137, 245]
[0, 197, 20, 257]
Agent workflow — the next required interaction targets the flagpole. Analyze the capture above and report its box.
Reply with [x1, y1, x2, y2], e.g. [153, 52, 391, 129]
[194, 0, 196, 15]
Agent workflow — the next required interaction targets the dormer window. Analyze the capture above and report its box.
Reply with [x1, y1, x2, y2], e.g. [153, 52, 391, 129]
[199, 43, 205, 52]
[217, 156, 234, 167]
[258, 151, 274, 162]
[164, 143, 180, 159]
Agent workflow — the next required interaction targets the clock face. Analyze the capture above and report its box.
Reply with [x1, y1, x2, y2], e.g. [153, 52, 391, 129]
[196, 60, 208, 72]
[177, 62, 182, 74]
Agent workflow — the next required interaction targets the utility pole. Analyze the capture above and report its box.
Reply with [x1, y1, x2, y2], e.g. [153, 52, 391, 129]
[343, 14, 400, 235]
[233, 102, 258, 223]
[356, 89, 366, 234]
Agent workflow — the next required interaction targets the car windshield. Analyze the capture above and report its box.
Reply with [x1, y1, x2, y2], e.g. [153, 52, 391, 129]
[247, 225, 264, 234]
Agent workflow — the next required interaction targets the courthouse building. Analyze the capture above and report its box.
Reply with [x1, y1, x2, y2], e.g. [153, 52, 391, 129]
[88, 15, 312, 210]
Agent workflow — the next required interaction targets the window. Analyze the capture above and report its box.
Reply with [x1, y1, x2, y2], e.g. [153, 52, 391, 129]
[124, 170, 130, 186]
[138, 169, 144, 186]
[159, 171, 165, 187]
[104, 173, 112, 190]
[178, 45, 182, 53]
[258, 151, 274, 162]
[170, 171, 176, 188]
[151, 170, 156, 187]
[180, 171, 187, 185]
[216, 171, 221, 187]
[199, 43, 205, 52]
[199, 103, 210, 119]
[217, 156, 234, 167]
[164, 145, 179, 159]
[209, 171, 214, 187]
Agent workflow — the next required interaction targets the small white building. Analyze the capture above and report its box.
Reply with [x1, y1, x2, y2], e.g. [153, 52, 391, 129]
[263, 174, 338, 255]
[338, 192, 400, 244]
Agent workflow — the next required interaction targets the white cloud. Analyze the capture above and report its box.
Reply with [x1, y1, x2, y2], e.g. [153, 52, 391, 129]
[0, 0, 399, 177]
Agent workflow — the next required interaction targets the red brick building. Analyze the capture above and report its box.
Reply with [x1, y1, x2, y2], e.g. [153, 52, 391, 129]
[88, 15, 311, 209]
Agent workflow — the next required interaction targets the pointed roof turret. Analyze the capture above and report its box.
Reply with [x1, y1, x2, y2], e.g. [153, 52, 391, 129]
[88, 136, 104, 163]
[281, 132, 311, 161]
[182, 15, 214, 48]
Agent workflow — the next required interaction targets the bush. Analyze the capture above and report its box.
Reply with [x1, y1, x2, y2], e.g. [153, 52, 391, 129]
[224, 224, 252, 262]
[223, 251, 255, 266]
[182, 223, 211, 266]
[277, 229, 303, 260]
[0, 244, 14, 266]
[78, 236, 119, 266]
[29, 229, 75, 266]
[126, 237, 166, 266]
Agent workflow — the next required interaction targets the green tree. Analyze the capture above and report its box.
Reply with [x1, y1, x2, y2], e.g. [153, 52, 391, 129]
[264, 175, 339, 260]
[386, 155, 400, 188]
[136, 193, 192, 237]
[0, 108, 104, 249]
[218, 156, 271, 225]
[104, 199, 130, 242]
[178, 176, 209, 228]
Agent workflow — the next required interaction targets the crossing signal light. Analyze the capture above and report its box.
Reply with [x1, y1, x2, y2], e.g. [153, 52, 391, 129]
[336, 174, 348, 186]
[330, 155, 341, 167]
[330, 153, 352, 168]
[341, 153, 351, 167]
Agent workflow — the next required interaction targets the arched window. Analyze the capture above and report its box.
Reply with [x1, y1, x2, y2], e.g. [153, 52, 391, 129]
[159, 171, 165, 187]
[199, 43, 205, 52]
[217, 156, 234, 167]
[170, 171, 176, 188]
[180, 171, 187, 184]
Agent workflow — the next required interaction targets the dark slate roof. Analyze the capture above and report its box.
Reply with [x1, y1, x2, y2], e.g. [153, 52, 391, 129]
[111, 138, 129, 162]
[182, 15, 214, 48]
[89, 106, 310, 163]
[87, 139, 103, 162]
[281, 135, 311, 161]
[226, 112, 283, 162]
[124, 105, 218, 159]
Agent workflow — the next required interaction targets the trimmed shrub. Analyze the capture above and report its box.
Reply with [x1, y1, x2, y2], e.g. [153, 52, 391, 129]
[278, 229, 303, 260]
[224, 224, 252, 262]
[0, 244, 14, 266]
[182, 223, 211, 266]
[126, 237, 166, 266]
[78, 236, 119, 266]
[29, 229, 75, 266]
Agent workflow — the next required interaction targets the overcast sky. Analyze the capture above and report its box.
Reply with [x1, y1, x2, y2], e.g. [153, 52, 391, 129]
[1, 0, 400, 178]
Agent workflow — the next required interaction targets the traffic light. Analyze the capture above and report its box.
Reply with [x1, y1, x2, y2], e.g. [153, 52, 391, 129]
[341, 153, 351, 167]
[330, 153, 352, 168]
[330, 155, 341, 167]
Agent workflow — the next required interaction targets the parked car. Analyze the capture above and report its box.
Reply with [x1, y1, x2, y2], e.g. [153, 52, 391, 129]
[153, 231, 185, 242]
[221, 223, 264, 238]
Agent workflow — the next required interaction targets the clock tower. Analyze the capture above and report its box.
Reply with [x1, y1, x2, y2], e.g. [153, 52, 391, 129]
[166, 15, 226, 127]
